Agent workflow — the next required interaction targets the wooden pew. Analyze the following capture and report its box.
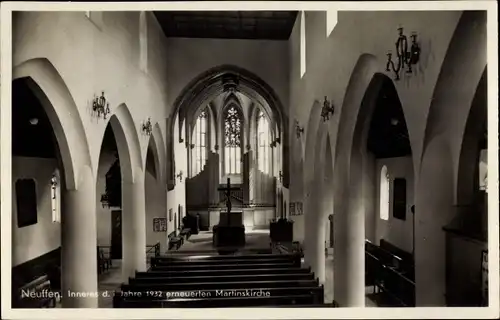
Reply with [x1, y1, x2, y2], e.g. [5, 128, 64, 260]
[122, 278, 320, 291]
[153, 257, 298, 267]
[129, 273, 315, 285]
[14, 275, 57, 308]
[379, 239, 415, 280]
[374, 264, 415, 307]
[152, 253, 300, 263]
[365, 240, 416, 306]
[136, 266, 312, 278]
[151, 262, 299, 271]
[168, 231, 182, 251]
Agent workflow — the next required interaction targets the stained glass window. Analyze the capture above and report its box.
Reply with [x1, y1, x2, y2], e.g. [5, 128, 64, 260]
[224, 106, 242, 174]
[192, 109, 208, 176]
[257, 110, 271, 174]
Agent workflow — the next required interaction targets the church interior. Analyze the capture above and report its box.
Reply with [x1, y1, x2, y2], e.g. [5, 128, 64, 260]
[5, 8, 492, 310]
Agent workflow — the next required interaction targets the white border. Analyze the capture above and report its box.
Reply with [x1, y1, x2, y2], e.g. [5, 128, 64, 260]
[1, 1, 498, 319]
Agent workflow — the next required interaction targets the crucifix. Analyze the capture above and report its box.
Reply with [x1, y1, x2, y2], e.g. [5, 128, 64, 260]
[217, 178, 241, 225]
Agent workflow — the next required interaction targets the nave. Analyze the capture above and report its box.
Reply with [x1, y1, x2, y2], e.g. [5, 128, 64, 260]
[6, 8, 493, 313]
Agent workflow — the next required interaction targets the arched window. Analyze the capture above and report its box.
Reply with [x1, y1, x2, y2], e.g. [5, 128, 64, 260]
[51, 170, 61, 223]
[224, 106, 242, 175]
[379, 165, 390, 221]
[192, 109, 208, 176]
[300, 11, 306, 78]
[257, 110, 271, 174]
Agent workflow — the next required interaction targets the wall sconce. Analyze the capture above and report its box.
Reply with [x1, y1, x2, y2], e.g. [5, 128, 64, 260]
[176, 171, 183, 182]
[190, 144, 195, 149]
[386, 27, 421, 81]
[92, 91, 111, 120]
[321, 96, 335, 122]
[295, 120, 304, 139]
[100, 193, 110, 208]
[50, 174, 58, 199]
[141, 117, 152, 136]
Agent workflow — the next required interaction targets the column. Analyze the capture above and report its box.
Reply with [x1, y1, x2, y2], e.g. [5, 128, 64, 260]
[333, 152, 365, 307]
[61, 165, 98, 308]
[304, 189, 326, 284]
[345, 152, 366, 306]
[122, 169, 147, 281]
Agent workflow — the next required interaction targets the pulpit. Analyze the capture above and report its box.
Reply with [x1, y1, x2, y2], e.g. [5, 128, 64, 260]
[212, 178, 246, 248]
[270, 218, 294, 242]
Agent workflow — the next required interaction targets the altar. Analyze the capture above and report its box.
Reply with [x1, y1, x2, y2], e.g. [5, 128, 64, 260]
[212, 178, 246, 248]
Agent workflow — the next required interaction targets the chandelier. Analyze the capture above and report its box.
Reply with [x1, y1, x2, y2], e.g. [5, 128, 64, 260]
[386, 27, 421, 80]
[321, 96, 335, 122]
[295, 120, 304, 139]
[92, 91, 111, 119]
[142, 117, 152, 135]
[100, 193, 110, 208]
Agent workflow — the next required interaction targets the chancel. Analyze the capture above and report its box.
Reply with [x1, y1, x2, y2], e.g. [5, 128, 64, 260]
[5, 6, 494, 312]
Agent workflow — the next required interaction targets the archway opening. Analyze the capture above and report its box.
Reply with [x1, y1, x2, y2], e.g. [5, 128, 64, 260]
[443, 68, 487, 307]
[11, 77, 66, 308]
[96, 124, 124, 291]
[145, 136, 166, 261]
[351, 73, 414, 306]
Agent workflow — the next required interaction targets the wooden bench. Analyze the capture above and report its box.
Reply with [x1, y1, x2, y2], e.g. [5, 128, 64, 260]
[154, 252, 299, 262]
[129, 273, 315, 286]
[136, 266, 312, 278]
[153, 257, 299, 267]
[179, 228, 191, 241]
[374, 264, 415, 307]
[14, 275, 57, 308]
[365, 240, 415, 306]
[151, 261, 299, 272]
[167, 231, 183, 251]
[122, 278, 320, 290]
[379, 239, 415, 280]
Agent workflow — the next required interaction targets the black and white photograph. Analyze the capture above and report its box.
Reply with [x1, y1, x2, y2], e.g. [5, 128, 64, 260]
[0, 1, 498, 319]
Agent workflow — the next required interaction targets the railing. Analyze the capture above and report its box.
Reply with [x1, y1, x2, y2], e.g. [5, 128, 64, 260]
[146, 242, 161, 264]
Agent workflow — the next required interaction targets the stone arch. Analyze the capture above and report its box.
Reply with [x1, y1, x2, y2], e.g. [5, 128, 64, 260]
[168, 64, 288, 188]
[151, 123, 167, 185]
[13, 58, 91, 191]
[414, 135, 454, 306]
[456, 68, 487, 205]
[145, 125, 164, 185]
[421, 11, 487, 181]
[102, 103, 143, 184]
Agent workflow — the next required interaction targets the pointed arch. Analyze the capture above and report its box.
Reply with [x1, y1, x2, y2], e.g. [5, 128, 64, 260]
[13, 58, 92, 190]
[101, 103, 143, 183]
[168, 64, 288, 188]
[421, 11, 487, 197]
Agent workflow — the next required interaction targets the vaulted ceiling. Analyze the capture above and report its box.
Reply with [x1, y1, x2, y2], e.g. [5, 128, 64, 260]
[12, 78, 58, 159]
[153, 11, 298, 40]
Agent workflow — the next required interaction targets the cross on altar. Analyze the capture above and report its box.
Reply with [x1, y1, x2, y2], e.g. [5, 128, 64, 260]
[218, 178, 241, 224]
